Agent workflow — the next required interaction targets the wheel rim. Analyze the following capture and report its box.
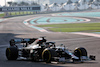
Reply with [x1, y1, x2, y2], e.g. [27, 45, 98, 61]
[42, 50, 51, 62]
[6, 48, 11, 59]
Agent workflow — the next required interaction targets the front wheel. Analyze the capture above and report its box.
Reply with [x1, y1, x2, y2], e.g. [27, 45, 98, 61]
[73, 47, 87, 62]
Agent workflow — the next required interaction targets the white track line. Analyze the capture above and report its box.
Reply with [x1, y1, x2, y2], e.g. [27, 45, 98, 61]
[23, 14, 100, 38]
[23, 14, 90, 32]
[52, 14, 91, 23]
[0, 19, 5, 22]
[72, 32, 100, 38]
[23, 17, 49, 32]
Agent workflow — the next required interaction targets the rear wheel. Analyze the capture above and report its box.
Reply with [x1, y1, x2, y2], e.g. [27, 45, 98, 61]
[42, 49, 51, 63]
[6, 46, 18, 60]
[42, 48, 57, 63]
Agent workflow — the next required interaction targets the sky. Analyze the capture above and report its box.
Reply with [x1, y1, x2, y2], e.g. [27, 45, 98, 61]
[0, 0, 76, 6]
[0, 0, 14, 6]
[0, 0, 39, 6]
[0, 0, 49, 6]
[0, 0, 90, 6]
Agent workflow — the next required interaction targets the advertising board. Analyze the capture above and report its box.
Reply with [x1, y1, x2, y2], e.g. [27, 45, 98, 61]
[0, 6, 41, 12]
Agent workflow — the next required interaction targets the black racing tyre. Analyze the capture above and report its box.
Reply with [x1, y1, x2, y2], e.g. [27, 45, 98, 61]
[42, 48, 57, 63]
[74, 47, 87, 59]
[6, 46, 18, 60]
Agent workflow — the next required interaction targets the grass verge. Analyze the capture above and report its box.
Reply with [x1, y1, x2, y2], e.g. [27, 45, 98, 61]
[0, 13, 4, 17]
[0, 11, 35, 17]
[37, 23, 100, 32]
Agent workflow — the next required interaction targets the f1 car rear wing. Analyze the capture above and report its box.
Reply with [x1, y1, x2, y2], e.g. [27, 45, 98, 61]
[9, 38, 37, 46]
[9, 37, 47, 46]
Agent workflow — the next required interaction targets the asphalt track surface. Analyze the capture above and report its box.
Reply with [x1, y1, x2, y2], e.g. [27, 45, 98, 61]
[0, 11, 100, 67]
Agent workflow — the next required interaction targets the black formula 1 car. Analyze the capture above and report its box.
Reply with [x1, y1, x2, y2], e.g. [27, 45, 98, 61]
[6, 37, 95, 63]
